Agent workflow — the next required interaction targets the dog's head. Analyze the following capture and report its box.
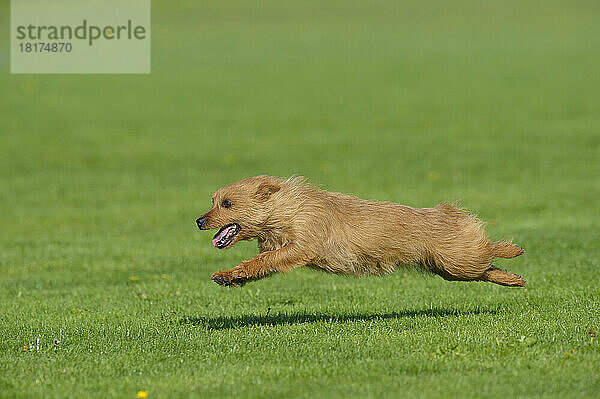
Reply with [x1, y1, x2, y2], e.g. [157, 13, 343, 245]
[195, 175, 283, 249]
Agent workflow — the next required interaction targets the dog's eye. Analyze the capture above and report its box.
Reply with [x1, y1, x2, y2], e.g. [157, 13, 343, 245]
[222, 200, 232, 208]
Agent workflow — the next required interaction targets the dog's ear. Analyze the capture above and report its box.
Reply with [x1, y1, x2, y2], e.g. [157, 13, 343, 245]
[255, 183, 281, 201]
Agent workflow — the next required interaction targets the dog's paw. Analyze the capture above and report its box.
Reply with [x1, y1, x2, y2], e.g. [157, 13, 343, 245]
[211, 270, 247, 287]
[211, 271, 234, 286]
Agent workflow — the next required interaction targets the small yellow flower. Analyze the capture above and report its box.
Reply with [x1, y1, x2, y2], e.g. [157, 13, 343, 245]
[129, 276, 140, 281]
[160, 274, 170, 279]
[427, 170, 441, 182]
[136, 391, 148, 398]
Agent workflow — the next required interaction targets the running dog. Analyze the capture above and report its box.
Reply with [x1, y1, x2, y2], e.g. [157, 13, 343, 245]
[196, 176, 525, 287]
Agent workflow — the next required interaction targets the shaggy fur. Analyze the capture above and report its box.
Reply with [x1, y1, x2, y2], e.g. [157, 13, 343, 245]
[196, 175, 525, 287]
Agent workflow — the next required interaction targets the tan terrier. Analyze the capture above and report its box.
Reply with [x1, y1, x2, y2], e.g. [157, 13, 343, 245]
[196, 176, 525, 287]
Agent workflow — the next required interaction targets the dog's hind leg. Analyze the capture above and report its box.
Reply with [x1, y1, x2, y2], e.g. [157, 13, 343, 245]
[211, 243, 311, 287]
[481, 267, 526, 287]
[490, 241, 525, 259]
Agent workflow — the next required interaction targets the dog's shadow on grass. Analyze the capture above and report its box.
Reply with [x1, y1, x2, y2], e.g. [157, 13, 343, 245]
[180, 307, 500, 330]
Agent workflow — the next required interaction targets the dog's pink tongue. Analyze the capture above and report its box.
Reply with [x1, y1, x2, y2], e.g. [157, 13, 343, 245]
[212, 225, 234, 247]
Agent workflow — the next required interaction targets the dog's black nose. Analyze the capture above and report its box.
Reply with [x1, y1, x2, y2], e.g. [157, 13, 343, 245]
[196, 217, 206, 230]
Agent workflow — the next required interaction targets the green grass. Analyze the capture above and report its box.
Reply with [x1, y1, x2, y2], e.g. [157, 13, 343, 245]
[1, 0, 600, 397]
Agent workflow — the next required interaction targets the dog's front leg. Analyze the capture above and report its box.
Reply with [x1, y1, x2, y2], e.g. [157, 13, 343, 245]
[211, 243, 309, 287]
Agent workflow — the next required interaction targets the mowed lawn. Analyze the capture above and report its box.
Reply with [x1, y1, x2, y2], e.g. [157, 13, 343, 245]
[1, 1, 599, 398]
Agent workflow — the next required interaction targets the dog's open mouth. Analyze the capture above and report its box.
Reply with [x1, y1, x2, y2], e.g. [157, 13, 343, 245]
[212, 223, 240, 249]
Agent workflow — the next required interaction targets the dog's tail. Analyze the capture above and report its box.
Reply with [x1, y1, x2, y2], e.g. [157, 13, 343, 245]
[490, 241, 524, 259]
[481, 267, 526, 287]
